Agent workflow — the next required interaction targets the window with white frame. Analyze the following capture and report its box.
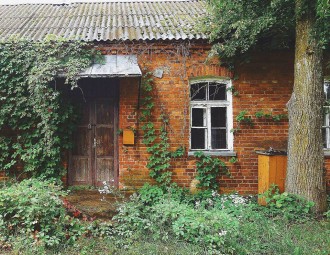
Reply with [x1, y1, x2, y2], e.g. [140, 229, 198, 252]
[323, 80, 330, 148]
[190, 80, 233, 151]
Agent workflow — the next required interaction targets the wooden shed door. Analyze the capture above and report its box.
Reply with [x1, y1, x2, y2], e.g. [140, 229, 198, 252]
[69, 98, 116, 186]
[94, 99, 115, 186]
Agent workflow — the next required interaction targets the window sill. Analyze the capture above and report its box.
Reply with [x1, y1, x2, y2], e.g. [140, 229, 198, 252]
[188, 150, 236, 157]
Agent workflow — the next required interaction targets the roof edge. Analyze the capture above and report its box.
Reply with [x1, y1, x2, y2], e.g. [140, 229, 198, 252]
[0, 0, 202, 6]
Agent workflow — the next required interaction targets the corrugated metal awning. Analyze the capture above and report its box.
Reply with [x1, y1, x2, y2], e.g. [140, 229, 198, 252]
[79, 55, 142, 78]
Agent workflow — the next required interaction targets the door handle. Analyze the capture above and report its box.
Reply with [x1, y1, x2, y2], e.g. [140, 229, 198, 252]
[88, 124, 96, 130]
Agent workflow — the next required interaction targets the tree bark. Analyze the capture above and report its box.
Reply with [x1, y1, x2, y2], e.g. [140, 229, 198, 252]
[286, 0, 327, 213]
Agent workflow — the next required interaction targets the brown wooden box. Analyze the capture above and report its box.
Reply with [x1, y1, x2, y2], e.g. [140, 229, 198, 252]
[123, 129, 135, 145]
[258, 154, 287, 205]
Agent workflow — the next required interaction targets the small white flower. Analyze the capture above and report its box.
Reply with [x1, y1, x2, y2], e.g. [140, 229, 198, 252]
[206, 198, 213, 206]
[218, 230, 227, 237]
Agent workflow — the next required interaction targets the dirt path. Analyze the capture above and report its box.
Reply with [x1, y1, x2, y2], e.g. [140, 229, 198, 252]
[64, 190, 132, 220]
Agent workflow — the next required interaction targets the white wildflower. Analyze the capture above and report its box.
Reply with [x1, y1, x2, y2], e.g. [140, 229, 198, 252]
[232, 196, 246, 204]
[206, 198, 214, 206]
[218, 230, 227, 237]
[212, 190, 218, 197]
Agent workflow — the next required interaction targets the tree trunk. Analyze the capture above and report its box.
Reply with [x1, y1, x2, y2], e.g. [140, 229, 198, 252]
[286, 0, 327, 213]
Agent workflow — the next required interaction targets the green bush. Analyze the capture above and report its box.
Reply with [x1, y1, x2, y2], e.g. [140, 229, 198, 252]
[113, 195, 239, 254]
[261, 186, 315, 221]
[138, 183, 189, 205]
[138, 183, 165, 205]
[324, 194, 330, 218]
[0, 178, 84, 247]
[111, 184, 326, 254]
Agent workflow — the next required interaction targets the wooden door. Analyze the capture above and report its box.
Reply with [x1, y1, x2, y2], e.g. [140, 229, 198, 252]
[69, 102, 92, 185]
[93, 99, 115, 186]
[69, 80, 117, 186]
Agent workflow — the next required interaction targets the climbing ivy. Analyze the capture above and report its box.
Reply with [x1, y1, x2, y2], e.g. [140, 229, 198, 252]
[194, 152, 229, 191]
[140, 72, 184, 186]
[254, 110, 287, 122]
[0, 35, 99, 179]
[232, 110, 288, 133]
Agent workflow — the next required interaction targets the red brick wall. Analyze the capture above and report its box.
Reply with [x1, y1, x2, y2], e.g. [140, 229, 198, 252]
[109, 42, 329, 194]
[231, 52, 293, 193]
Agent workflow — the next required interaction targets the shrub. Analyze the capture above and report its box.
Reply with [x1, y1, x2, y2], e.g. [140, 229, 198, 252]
[171, 206, 239, 253]
[324, 194, 330, 218]
[137, 183, 165, 205]
[138, 183, 189, 205]
[113, 194, 239, 254]
[0, 178, 84, 247]
[261, 185, 315, 221]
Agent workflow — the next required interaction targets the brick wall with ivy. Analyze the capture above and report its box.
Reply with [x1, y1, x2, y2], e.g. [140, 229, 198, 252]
[95, 43, 330, 194]
[2, 41, 328, 193]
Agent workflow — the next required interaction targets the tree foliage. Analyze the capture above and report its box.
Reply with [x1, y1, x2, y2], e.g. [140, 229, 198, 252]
[204, 0, 330, 67]
[0, 36, 98, 179]
[204, 0, 330, 213]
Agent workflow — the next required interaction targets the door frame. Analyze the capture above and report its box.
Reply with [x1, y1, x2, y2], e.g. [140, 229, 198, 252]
[68, 80, 119, 187]
[111, 87, 119, 187]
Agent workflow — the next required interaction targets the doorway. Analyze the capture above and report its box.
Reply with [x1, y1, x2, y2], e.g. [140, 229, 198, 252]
[68, 79, 118, 186]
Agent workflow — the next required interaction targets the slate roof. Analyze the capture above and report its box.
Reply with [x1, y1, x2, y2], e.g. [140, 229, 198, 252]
[0, 0, 207, 42]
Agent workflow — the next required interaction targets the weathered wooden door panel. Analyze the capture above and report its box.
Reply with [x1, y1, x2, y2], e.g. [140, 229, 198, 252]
[94, 99, 114, 186]
[95, 127, 114, 156]
[71, 158, 90, 183]
[69, 105, 92, 185]
[72, 127, 90, 155]
[95, 158, 114, 184]
[69, 80, 118, 187]
[95, 100, 114, 125]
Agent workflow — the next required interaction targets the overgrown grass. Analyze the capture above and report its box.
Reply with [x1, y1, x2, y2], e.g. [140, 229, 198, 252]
[234, 212, 330, 254]
[1, 180, 329, 255]
[4, 219, 329, 255]
[5, 237, 204, 255]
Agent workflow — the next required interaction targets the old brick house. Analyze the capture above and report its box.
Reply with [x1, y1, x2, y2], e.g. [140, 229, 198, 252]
[0, 0, 329, 193]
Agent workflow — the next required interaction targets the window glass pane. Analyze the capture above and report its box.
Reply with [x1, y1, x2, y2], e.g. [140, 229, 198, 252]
[192, 108, 206, 127]
[211, 129, 227, 149]
[190, 83, 207, 100]
[209, 83, 226, 100]
[191, 128, 206, 149]
[324, 112, 330, 126]
[211, 107, 226, 127]
[325, 83, 330, 101]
